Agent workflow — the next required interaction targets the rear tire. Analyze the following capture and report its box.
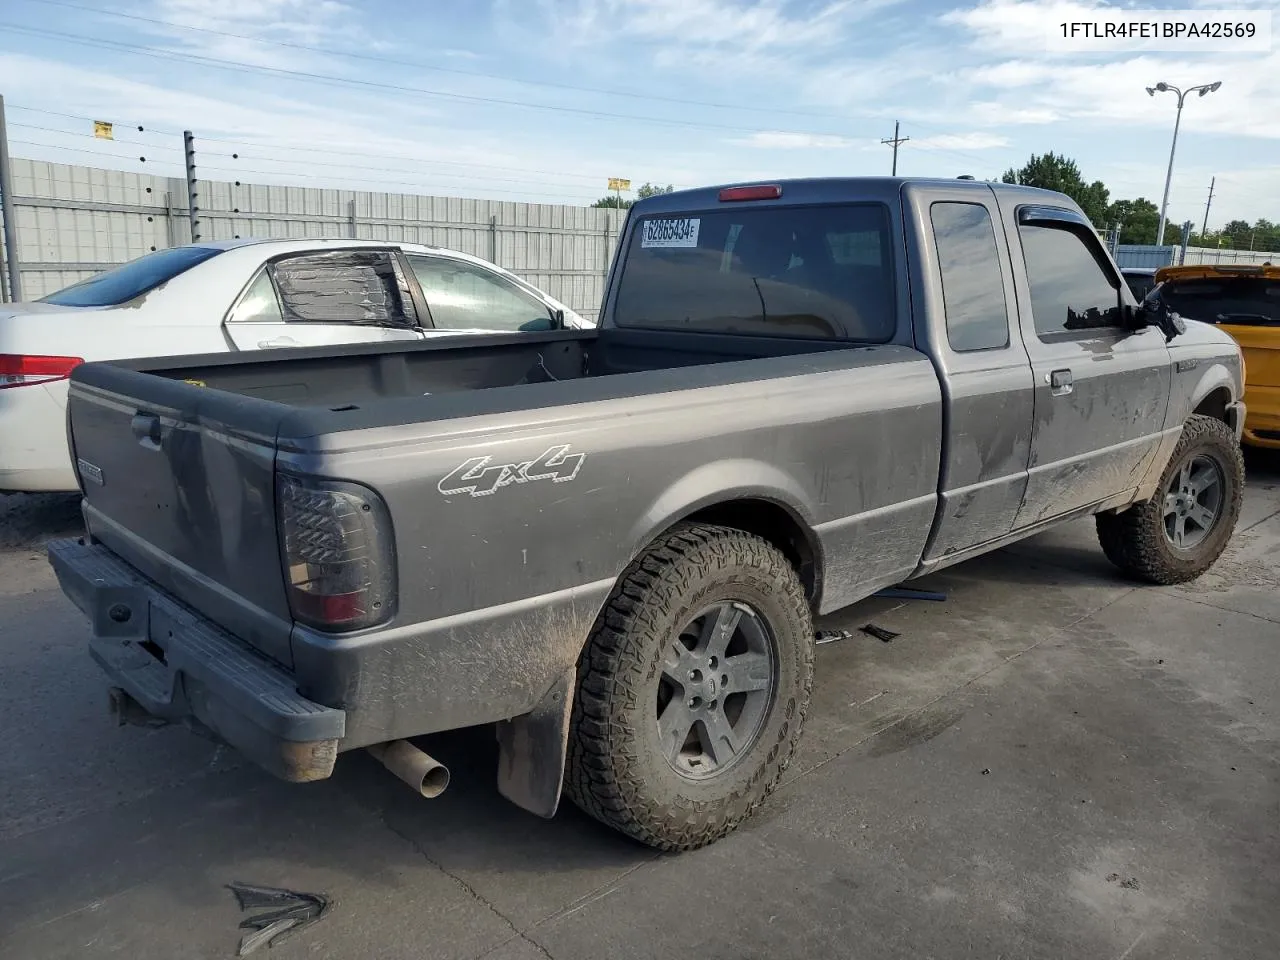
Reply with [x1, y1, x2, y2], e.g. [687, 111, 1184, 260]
[1096, 415, 1244, 585]
[565, 522, 814, 851]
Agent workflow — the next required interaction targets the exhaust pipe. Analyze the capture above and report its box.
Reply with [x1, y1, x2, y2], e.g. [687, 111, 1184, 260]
[367, 740, 450, 798]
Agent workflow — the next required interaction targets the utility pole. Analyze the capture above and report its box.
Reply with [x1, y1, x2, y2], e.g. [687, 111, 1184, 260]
[183, 130, 200, 243]
[881, 121, 909, 176]
[1200, 176, 1214, 240]
[0, 94, 22, 301]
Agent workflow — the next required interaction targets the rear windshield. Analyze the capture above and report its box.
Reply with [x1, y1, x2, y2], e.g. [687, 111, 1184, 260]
[613, 204, 895, 341]
[1162, 276, 1280, 327]
[40, 246, 223, 307]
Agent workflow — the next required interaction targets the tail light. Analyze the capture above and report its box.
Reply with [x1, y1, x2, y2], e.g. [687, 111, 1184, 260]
[277, 474, 397, 632]
[0, 354, 83, 389]
[719, 184, 783, 202]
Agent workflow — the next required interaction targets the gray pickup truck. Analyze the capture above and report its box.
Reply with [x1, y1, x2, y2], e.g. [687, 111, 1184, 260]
[50, 178, 1246, 852]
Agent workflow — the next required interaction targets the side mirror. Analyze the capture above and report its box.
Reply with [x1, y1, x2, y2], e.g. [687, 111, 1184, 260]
[1135, 284, 1186, 342]
[551, 308, 565, 329]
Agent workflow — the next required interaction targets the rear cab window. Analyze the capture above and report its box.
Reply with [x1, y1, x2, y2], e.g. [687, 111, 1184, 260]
[1161, 276, 1280, 327]
[40, 246, 223, 307]
[613, 204, 896, 341]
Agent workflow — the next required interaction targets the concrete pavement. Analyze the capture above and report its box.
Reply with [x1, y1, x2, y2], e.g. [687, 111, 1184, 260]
[1, 453, 1277, 960]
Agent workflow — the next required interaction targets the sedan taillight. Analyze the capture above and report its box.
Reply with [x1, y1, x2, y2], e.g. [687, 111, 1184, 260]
[277, 474, 397, 632]
[0, 354, 83, 389]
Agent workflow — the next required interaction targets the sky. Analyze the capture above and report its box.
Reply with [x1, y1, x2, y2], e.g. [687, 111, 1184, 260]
[0, 0, 1275, 230]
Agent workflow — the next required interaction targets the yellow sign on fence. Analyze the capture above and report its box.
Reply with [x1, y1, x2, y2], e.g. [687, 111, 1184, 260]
[93, 120, 113, 140]
[607, 177, 630, 191]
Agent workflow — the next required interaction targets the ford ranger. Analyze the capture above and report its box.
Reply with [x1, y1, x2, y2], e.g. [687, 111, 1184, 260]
[49, 178, 1247, 851]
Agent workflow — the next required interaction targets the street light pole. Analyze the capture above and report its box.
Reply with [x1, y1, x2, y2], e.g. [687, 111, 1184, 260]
[1147, 80, 1221, 247]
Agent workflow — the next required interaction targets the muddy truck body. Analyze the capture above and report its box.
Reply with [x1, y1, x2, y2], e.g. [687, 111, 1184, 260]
[50, 178, 1246, 850]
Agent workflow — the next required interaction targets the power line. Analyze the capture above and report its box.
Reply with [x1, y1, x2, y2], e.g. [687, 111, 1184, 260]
[14, 0, 943, 127]
[8, 139, 602, 199]
[9, 121, 171, 149]
[1, 19, 1017, 173]
[10, 107, 628, 185]
[9, 106, 610, 181]
[0, 23, 858, 138]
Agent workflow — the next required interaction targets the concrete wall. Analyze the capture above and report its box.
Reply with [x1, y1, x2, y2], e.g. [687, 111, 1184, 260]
[2, 159, 625, 319]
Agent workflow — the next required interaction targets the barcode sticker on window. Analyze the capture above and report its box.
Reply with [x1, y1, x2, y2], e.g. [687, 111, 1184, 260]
[641, 218, 700, 249]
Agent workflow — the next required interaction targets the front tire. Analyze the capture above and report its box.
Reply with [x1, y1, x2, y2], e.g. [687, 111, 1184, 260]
[1096, 415, 1244, 585]
[566, 522, 814, 851]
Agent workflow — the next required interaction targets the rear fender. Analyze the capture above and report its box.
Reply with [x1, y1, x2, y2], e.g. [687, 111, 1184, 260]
[495, 462, 819, 819]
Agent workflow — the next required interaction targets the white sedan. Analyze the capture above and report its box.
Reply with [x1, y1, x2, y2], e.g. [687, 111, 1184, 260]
[0, 237, 592, 493]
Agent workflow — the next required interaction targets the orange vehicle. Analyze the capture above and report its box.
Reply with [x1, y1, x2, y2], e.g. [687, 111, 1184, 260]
[1156, 264, 1280, 449]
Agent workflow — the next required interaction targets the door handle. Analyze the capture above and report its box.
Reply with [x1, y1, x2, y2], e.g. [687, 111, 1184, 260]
[258, 336, 299, 349]
[1047, 368, 1073, 397]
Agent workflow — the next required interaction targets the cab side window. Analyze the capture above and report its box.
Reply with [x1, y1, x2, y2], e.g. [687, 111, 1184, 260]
[1019, 223, 1123, 338]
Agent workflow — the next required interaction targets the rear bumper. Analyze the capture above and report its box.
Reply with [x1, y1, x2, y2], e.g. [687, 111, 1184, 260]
[48, 537, 346, 782]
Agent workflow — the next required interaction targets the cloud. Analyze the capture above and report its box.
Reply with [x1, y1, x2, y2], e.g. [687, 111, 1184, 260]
[530, 0, 896, 51]
[135, 0, 368, 70]
[731, 131, 857, 149]
[912, 132, 1010, 151]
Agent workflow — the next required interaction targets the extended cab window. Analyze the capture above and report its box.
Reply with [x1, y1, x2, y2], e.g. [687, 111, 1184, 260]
[408, 256, 555, 331]
[1161, 277, 1280, 327]
[1019, 223, 1123, 338]
[614, 204, 895, 341]
[931, 202, 1009, 352]
[269, 250, 413, 325]
[40, 246, 223, 307]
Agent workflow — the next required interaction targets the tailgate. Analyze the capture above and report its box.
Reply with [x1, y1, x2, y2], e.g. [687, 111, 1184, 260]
[67, 363, 296, 667]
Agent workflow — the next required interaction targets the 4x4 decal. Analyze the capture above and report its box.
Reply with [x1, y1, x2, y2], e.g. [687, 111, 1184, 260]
[437, 445, 585, 498]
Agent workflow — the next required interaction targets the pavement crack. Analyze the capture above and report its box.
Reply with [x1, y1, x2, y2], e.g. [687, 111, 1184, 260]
[371, 807, 554, 960]
[1156, 590, 1280, 625]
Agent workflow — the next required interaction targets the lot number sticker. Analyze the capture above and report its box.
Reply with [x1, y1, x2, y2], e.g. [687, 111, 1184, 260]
[641, 218, 700, 249]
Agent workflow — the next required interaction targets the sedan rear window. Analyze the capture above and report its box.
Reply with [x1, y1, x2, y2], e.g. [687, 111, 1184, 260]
[40, 246, 224, 307]
[613, 204, 895, 341]
[1162, 277, 1280, 327]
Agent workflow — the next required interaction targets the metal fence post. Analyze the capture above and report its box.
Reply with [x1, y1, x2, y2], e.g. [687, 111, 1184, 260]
[348, 198, 358, 238]
[489, 215, 497, 264]
[163, 189, 178, 249]
[0, 94, 23, 301]
[183, 130, 199, 243]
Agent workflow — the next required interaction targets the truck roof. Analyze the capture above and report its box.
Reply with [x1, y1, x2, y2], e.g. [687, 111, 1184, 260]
[1156, 263, 1279, 282]
[632, 177, 1078, 217]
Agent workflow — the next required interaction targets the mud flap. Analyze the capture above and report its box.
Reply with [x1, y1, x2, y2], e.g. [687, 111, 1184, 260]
[495, 666, 575, 818]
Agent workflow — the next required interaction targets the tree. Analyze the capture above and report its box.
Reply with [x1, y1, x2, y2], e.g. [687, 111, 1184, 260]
[1106, 197, 1161, 245]
[636, 182, 674, 199]
[590, 182, 675, 209]
[1001, 152, 1111, 227]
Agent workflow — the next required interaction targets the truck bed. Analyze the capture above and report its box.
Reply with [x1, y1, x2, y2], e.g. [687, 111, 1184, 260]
[66, 327, 942, 744]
